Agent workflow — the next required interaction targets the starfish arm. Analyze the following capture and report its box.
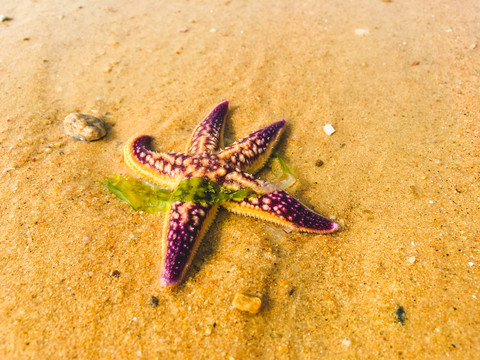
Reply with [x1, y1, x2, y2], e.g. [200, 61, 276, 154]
[124, 135, 188, 189]
[222, 190, 340, 234]
[160, 201, 219, 287]
[218, 119, 286, 174]
[214, 167, 278, 195]
[187, 101, 229, 155]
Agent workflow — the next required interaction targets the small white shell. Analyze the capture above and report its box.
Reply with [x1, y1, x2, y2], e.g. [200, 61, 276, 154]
[323, 124, 336, 136]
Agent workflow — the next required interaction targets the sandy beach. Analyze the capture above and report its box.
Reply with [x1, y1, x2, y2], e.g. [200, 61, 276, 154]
[1, 0, 479, 358]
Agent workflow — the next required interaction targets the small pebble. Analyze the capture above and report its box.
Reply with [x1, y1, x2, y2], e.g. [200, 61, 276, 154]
[315, 159, 324, 167]
[64, 113, 107, 141]
[150, 295, 159, 308]
[323, 124, 335, 136]
[232, 293, 262, 314]
[396, 306, 406, 324]
[407, 256, 416, 265]
[111, 270, 121, 278]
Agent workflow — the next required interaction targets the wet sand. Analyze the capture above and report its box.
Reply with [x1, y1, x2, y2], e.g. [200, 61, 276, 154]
[1, 0, 479, 358]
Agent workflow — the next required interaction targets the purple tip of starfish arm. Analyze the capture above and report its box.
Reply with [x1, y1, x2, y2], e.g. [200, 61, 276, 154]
[270, 190, 339, 233]
[330, 221, 341, 232]
[206, 100, 229, 125]
[258, 119, 285, 133]
[267, 119, 286, 135]
[249, 119, 285, 142]
[187, 101, 230, 154]
[160, 273, 181, 288]
[132, 135, 153, 150]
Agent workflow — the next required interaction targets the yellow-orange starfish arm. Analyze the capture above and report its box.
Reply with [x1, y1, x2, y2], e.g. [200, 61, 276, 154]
[160, 201, 219, 287]
[123, 135, 188, 189]
[218, 119, 285, 174]
[222, 190, 340, 234]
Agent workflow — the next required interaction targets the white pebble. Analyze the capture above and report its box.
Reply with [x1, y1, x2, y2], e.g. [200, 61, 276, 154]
[64, 113, 107, 141]
[323, 124, 336, 136]
[407, 256, 416, 265]
[468, 262, 474, 267]
[341, 338, 352, 347]
[354, 28, 369, 36]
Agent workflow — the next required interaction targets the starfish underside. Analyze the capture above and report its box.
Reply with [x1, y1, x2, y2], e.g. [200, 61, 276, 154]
[123, 101, 339, 287]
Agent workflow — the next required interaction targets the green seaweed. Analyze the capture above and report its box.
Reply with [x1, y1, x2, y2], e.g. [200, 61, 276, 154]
[270, 153, 293, 175]
[103, 175, 171, 213]
[170, 177, 257, 204]
[105, 155, 295, 212]
[270, 153, 297, 189]
[104, 175, 258, 212]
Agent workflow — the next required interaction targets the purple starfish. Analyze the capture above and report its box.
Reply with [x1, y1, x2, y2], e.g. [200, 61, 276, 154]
[123, 101, 340, 287]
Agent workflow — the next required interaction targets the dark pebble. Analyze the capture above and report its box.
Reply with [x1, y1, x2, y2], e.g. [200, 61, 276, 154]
[111, 270, 121, 278]
[396, 306, 406, 324]
[315, 159, 324, 167]
[150, 295, 159, 308]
